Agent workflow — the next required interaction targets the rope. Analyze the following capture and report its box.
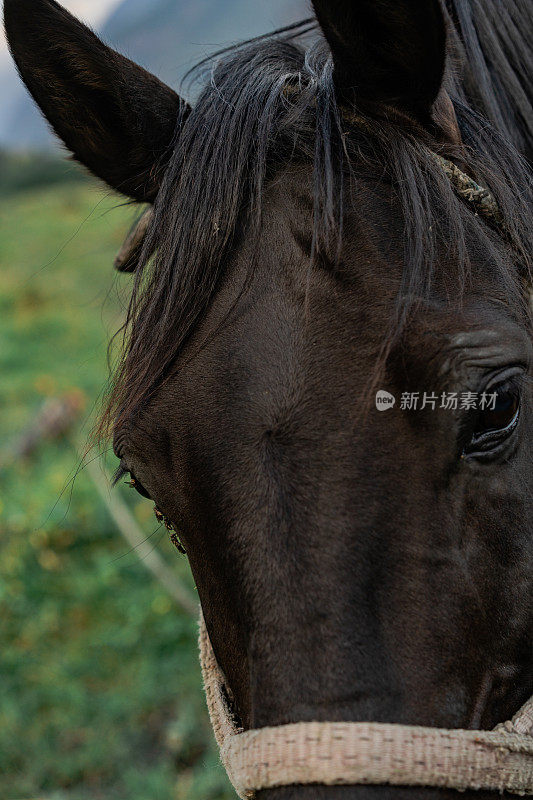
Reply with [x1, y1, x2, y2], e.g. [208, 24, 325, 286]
[430, 153, 505, 230]
[199, 614, 533, 798]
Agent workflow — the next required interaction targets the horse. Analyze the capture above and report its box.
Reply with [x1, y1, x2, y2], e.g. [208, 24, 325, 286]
[5, 1, 532, 798]
[444, 0, 533, 164]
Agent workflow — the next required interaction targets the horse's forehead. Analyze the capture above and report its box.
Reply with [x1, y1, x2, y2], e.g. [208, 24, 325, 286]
[118, 165, 528, 447]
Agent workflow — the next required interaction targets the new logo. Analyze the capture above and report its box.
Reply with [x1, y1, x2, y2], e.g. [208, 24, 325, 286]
[375, 390, 396, 411]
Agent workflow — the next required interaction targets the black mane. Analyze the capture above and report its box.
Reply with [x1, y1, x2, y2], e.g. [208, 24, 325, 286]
[103, 23, 533, 433]
[446, 0, 533, 162]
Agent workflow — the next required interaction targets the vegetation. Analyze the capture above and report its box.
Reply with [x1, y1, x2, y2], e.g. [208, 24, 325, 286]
[0, 181, 233, 800]
[0, 150, 87, 196]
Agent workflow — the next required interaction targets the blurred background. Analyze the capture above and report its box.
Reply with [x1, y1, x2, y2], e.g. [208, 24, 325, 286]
[0, 1, 307, 798]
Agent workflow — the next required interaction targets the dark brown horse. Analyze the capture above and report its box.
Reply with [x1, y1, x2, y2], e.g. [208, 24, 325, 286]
[445, 0, 533, 163]
[5, 1, 532, 798]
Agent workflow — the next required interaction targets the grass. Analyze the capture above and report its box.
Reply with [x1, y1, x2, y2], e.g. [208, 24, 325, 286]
[0, 179, 233, 800]
[0, 150, 86, 197]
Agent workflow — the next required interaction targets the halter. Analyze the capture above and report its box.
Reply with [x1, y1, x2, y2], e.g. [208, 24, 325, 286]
[115, 123, 533, 799]
[200, 615, 533, 798]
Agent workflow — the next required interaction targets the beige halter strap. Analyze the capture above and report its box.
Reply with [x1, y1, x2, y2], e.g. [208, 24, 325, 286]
[199, 614, 533, 799]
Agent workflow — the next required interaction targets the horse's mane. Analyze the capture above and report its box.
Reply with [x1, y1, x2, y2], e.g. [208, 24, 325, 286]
[101, 23, 532, 436]
[446, 0, 533, 161]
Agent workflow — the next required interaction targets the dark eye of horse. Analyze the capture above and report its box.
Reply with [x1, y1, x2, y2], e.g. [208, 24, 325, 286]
[467, 379, 521, 454]
[113, 462, 152, 499]
[128, 473, 152, 500]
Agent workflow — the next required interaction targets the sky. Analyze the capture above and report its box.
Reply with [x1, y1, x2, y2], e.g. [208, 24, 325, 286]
[0, 0, 122, 62]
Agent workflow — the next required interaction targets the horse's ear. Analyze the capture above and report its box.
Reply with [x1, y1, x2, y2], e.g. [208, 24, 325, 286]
[4, 0, 189, 202]
[312, 0, 447, 123]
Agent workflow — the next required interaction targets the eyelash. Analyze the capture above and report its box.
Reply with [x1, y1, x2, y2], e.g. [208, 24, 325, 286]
[112, 463, 129, 487]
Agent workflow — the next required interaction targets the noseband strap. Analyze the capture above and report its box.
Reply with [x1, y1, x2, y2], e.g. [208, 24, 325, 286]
[200, 615, 533, 798]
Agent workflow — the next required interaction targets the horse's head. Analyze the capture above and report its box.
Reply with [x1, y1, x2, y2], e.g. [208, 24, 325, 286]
[6, 1, 532, 797]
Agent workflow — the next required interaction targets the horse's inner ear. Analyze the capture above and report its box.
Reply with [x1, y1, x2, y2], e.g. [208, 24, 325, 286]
[312, 0, 447, 124]
[4, 0, 189, 202]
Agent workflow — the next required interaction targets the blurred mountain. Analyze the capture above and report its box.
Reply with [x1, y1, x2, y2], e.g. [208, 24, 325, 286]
[0, 0, 310, 152]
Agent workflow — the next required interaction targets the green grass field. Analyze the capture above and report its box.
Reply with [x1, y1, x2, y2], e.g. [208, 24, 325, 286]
[0, 180, 233, 800]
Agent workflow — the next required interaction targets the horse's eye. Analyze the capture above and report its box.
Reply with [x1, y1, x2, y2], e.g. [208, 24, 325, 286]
[130, 476, 151, 500]
[476, 382, 520, 435]
[126, 473, 152, 499]
[466, 379, 521, 456]
[113, 462, 152, 499]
